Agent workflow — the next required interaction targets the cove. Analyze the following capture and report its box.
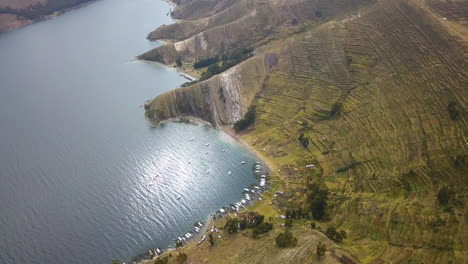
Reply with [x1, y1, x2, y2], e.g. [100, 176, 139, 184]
[0, 0, 258, 263]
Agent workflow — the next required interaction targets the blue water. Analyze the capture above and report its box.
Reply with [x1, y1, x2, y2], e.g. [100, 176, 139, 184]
[0, 0, 258, 263]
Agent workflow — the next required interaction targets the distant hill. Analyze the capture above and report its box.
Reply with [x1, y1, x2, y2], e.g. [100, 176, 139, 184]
[0, 0, 93, 31]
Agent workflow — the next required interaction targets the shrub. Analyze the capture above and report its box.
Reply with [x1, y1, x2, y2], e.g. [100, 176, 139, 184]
[193, 57, 219, 69]
[234, 106, 256, 131]
[447, 101, 460, 121]
[310, 222, 316, 229]
[276, 230, 298, 248]
[175, 252, 187, 264]
[284, 218, 293, 228]
[298, 133, 309, 148]
[316, 242, 326, 258]
[308, 184, 329, 220]
[154, 256, 170, 264]
[175, 57, 182, 67]
[239, 219, 247, 230]
[253, 222, 273, 236]
[437, 186, 454, 205]
[225, 218, 239, 234]
[208, 233, 215, 246]
[325, 226, 347, 243]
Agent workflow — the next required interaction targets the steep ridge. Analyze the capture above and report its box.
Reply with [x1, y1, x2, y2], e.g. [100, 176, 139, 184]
[142, 0, 467, 262]
[145, 54, 277, 126]
[0, 0, 94, 31]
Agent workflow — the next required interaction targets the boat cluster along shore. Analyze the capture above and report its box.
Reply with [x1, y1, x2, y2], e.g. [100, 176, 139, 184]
[131, 138, 270, 264]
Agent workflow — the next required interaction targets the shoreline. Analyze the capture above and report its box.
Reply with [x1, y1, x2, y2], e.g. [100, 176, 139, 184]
[133, 0, 278, 262]
[136, 117, 275, 263]
[0, 0, 98, 33]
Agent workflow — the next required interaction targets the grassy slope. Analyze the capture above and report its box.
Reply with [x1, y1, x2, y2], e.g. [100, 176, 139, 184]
[144, 0, 467, 263]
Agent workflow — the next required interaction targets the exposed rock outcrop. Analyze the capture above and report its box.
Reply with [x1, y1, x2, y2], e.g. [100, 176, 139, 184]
[145, 53, 277, 126]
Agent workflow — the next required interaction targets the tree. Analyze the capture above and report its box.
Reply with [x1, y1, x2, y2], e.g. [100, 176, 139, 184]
[208, 233, 215, 246]
[225, 218, 239, 234]
[234, 106, 256, 132]
[437, 186, 454, 205]
[316, 242, 326, 258]
[175, 57, 182, 67]
[325, 226, 347, 243]
[298, 133, 309, 148]
[310, 222, 316, 229]
[308, 184, 329, 220]
[276, 230, 298, 248]
[252, 222, 273, 236]
[239, 219, 247, 230]
[285, 218, 293, 228]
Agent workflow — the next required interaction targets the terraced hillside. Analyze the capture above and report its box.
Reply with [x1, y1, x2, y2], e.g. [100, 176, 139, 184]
[142, 0, 467, 263]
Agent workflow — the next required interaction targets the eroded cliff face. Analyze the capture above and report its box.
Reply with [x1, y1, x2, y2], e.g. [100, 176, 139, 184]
[145, 53, 277, 126]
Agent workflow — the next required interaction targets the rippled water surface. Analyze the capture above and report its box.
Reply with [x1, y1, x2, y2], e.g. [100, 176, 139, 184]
[0, 0, 258, 263]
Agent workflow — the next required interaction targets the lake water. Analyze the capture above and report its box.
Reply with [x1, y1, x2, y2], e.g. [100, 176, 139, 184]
[0, 0, 259, 263]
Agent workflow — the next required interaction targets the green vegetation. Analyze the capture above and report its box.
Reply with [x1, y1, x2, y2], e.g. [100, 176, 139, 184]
[234, 106, 256, 131]
[325, 226, 347, 243]
[316, 241, 326, 258]
[143, 0, 468, 262]
[208, 233, 215, 246]
[154, 255, 170, 264]
[175, 252, 187, 264]
[199, 48, 253, 81]
[252, 222, 273, 236]
[175, 57, 182, 67]
[447, 101, 460, 121]
[275, 230, 298, 248]
[224, 218, 239, 234]
[437, 186, 454, 205]
[308, 184, 328, 221]
[298, 133, 309, 149]
[193, 57, 219, 69]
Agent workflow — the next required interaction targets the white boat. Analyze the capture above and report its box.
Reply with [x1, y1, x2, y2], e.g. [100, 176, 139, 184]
[190, 138, 194, 141]
[206, 170, 210, 174]
[228, 171, 232, 175]
[241, 161, 246, 164]
[155, 248, 162, 255]
[197, 222, 203, 227]
[177, 196, 181, 200]
[222, 149, 225, 152]
[205, 151, 208, 154]
[205, 143, 209, 146]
